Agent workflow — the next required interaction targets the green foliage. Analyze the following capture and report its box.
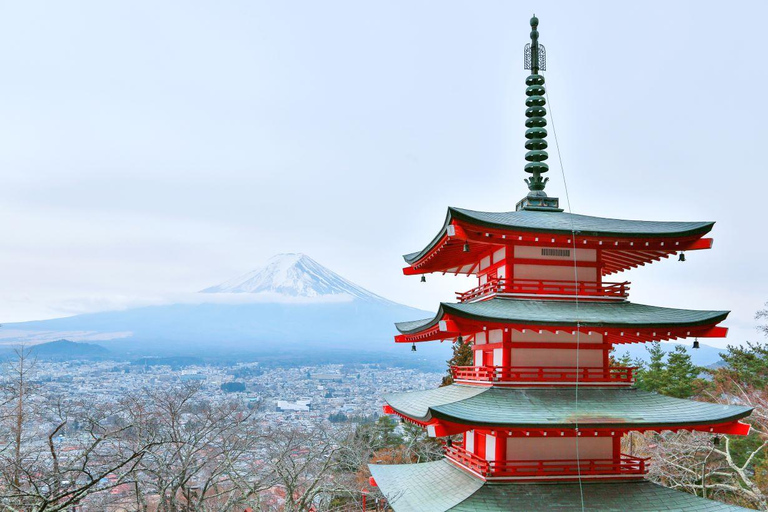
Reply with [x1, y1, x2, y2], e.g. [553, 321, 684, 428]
[610, 350, 634, 368]
[717, 341, 768, 388]
[219, 381, 246, 393]
[328, 412, 348, 423]
[441, 338, 473, 387]
[355, 416, 404, 451]
[634, 343, 701, 398]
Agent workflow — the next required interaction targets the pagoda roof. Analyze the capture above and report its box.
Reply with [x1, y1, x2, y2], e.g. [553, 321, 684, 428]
[383, 385, 752, 430]
[369, 459, 754, 511]
[403, 207, 715, 275]
[395, 298, 728, 343]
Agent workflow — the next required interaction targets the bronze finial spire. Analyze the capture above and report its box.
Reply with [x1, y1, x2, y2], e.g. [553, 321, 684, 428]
[517, 15, 561, 212]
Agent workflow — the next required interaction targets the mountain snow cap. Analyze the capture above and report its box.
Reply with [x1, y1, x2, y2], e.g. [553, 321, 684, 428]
[200, 253, 391, 303]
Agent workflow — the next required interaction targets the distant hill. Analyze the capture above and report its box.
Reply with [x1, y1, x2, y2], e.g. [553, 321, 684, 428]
[2, 254, 448, 367]
[131, 356, 205, 368]
[27, 339, 110, 360]
[613, 341, 724, 367]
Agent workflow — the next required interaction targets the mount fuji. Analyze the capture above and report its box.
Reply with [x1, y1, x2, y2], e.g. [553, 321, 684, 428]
[201, 253, 393, 303]
[1, 254, 446, 364]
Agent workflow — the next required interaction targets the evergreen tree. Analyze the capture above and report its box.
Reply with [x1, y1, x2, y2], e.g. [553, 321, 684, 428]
[716, 341, 768, 388]
[610, 349, 634, 368]
[441, 337, 473, 387]
[635, 342, 667, 393]
[661, 345, 700, 398]
[634, 343, 701, 398]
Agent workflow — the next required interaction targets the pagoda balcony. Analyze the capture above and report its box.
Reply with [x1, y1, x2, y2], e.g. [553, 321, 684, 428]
[444, 444, 649, 481]
[451, 365, 637, 386]
[455, 278, 630, 303]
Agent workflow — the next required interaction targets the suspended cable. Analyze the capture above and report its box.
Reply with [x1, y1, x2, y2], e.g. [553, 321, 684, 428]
[546, 86, 586, 512]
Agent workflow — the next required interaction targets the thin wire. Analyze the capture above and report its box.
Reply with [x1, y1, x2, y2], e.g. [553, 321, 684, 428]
[546, 86, 585, 512]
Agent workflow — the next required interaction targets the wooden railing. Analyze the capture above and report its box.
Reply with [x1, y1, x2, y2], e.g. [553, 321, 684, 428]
[451, 366, 636, 385]
[444, 444, 649, 479]
[456, 278, 507, 302]
[456, 277, 630, 302]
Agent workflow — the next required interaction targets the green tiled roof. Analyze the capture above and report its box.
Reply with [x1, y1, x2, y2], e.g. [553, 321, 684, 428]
[404, 207, 714, 264]
[369, 460, 483, 512]
[383, 385, 752, 429]
[395, 299, 729, 334]
[370, 459, 755, 511]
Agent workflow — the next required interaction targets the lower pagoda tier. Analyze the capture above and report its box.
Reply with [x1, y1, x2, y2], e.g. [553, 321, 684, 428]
[383, 385, 752, 436]
[369, 460, 754, 512]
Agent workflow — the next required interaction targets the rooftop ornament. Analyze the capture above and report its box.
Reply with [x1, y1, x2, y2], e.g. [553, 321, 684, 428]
[517, 15, 562, 212]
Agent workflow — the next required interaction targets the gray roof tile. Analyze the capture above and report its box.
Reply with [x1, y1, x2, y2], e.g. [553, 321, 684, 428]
[384, 385, 752, 429]
[370, 460, 754, 511]
[404, 207, 714, 264]
[396, 299, 729, 334]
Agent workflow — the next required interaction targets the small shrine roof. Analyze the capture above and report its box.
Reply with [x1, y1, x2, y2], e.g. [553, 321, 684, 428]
[395, 298, 728, 334]
[369, 460, 754, 511]
[404, 207, 714, 265]
[383, 385, 752, 429]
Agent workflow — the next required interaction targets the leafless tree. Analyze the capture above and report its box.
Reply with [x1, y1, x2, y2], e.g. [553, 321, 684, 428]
[757, 302, 768, 337]
[628, 358, 768, 510]
[119, 384, 270, 512]
[263, 425, 352, 512]
[0, 348, 150, 512]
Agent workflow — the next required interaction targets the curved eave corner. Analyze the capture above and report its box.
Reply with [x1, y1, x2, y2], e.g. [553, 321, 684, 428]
[403, 208, 455, 266]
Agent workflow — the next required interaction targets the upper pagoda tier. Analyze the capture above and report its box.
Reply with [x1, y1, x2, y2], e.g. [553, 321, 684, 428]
[402, 207, 714, 276]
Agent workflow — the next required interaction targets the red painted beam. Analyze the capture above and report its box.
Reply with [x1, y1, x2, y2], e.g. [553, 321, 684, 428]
[699, 326, 729, 338]
[685, 237, 714, 251]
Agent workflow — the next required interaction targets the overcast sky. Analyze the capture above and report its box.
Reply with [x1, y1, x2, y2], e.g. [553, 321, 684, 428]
[1, 1, 766, 348]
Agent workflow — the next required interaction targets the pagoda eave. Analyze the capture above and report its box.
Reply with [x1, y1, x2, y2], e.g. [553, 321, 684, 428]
[385, 405, 752, 439]
[403, 208, 715, 276]
[381, 385, 753, 435]
[394, 299, 729, 345]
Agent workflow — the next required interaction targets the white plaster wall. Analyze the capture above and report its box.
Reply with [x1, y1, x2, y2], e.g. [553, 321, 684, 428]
[489, 329, 503, 343]
[493, 348, 503, 366]
[465, 430, 475, 452]
[511, 348, 603, 367]
[475, 331, 487, 345]
[486, 434, 497, 462]
[505, 437, 612, 461]
[513, 264, 597, 282]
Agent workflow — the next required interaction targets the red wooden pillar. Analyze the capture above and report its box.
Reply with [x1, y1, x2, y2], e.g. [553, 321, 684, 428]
[502, 329, 513, 368]
[495, 430, 506, 462]
[613, 433, 622, 462]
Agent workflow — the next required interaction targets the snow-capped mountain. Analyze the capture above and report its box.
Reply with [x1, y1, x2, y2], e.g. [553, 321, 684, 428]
[201, 253, 390, 303]
[2, 254, 444, 363]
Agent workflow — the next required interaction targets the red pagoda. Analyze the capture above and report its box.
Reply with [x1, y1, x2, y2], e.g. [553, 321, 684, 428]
[369, 16, 755, 512]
